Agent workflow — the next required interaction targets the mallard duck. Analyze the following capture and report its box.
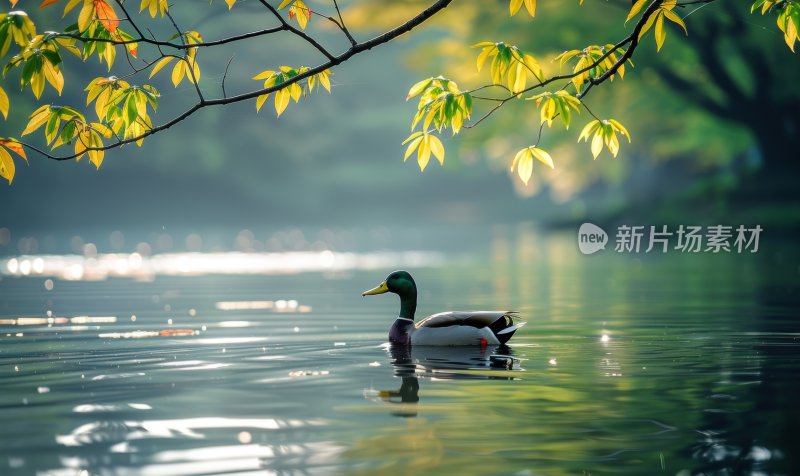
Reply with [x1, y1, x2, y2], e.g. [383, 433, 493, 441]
[362, 270, 525, 346]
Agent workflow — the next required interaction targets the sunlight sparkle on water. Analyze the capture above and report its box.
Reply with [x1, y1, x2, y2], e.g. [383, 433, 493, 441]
[0, 316, 115, 326]
[1, 250, 444, 281]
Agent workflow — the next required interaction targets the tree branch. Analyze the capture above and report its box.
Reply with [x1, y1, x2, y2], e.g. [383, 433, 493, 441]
[465, 0, 665, 129]
[24, 0, 455, 161]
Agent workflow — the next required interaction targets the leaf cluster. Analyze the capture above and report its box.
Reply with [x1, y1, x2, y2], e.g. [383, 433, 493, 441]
[252, 66, 332, 116]
[753, 1, 800, 51]
[403, 76, 473, 170]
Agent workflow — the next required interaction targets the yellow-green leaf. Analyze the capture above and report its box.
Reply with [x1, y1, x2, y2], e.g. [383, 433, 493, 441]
[252, 69, 276, 80]
[523, 0, 536, 17]
[511, 148, 533, 185]
[42, 61, 64, 95]
[289, 82, 302, 102]
[89, 148, 103, 168]
[171, 61, 185, 87]
[407, 78, 431, 100]
[31, 69, 45, 99]
[662, 8, 688, 34]
[608, 119, 631, 142]
[77, 1, 95, 32]
[22, 105, 51, 136]
[428, 133, 445, 165]
[64, 0, 82, 15]
[140, 0, 168, 17]
[74, 131, 88, 161]
[91, 122, 113, 138]
[509, 0, 535, 16]
[578, 120, 600, 142]
[626, 0, 648, 23]
[149, 56, 175, 78]
[403, 133, 423, 161]
[317, 70, 332, 92]
[590, 132, 603, 159]
[255, 93, 269, 112]
[289, 0, 311, 29]
[0, 86, 8, 119]
[0, 146, 14, 184]
[510, 146, 553, 185]
[638, 9, 659, 42]
[530, 147, 554, 169]
[275, 88, 290, 116]
[417, 134, 431, 171]
[654, 13, 667, 51]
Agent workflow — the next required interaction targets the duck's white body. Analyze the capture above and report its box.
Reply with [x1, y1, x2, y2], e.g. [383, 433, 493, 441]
[411, 322, 502, 346]
[392, 311, 526, 346]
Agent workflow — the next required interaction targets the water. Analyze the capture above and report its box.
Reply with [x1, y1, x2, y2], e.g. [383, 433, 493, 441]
[1, 228, 799, 475]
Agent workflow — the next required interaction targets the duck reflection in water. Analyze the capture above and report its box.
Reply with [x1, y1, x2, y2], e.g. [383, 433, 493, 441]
[370, 344, 521, 417]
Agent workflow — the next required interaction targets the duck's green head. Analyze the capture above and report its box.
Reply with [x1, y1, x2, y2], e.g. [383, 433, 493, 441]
[362, 270, 417, 297]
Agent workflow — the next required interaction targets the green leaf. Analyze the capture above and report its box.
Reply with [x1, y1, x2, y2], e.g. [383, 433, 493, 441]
[21, 54, 42, 85]
[41, 49, 62, 67]
[125, 93, 138, 124]
[44, 112, 60, 144]
[60, 120, 77, 144]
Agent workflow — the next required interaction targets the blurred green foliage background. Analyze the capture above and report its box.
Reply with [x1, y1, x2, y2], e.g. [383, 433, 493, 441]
[1, 0, 798, 248]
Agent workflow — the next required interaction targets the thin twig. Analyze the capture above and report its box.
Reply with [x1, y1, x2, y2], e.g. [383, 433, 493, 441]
[221, 55, 235, 99]
[534, 121, 546, 146]
[257, 0, 336, 61]
[581, 102, 601, 121]
[113, 0, 146, 39]
[332, 0, 357, 46]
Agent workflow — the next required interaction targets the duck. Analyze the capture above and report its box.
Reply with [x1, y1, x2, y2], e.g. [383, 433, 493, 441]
[361, 270, 525, 346]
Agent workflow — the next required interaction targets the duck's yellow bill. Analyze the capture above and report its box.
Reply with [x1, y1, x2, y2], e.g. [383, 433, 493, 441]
[362, 281, 389, 296]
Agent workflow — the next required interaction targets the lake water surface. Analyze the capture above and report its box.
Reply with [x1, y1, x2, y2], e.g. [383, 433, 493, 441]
[1, 227, 799, 475]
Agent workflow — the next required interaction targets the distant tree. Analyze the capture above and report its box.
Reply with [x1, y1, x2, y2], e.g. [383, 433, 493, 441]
[651, 3, 800, 194]
[0, 0, 796, 185]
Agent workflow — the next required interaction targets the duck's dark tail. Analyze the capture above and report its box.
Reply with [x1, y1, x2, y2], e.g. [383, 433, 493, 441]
[489, 312, 526, 344]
